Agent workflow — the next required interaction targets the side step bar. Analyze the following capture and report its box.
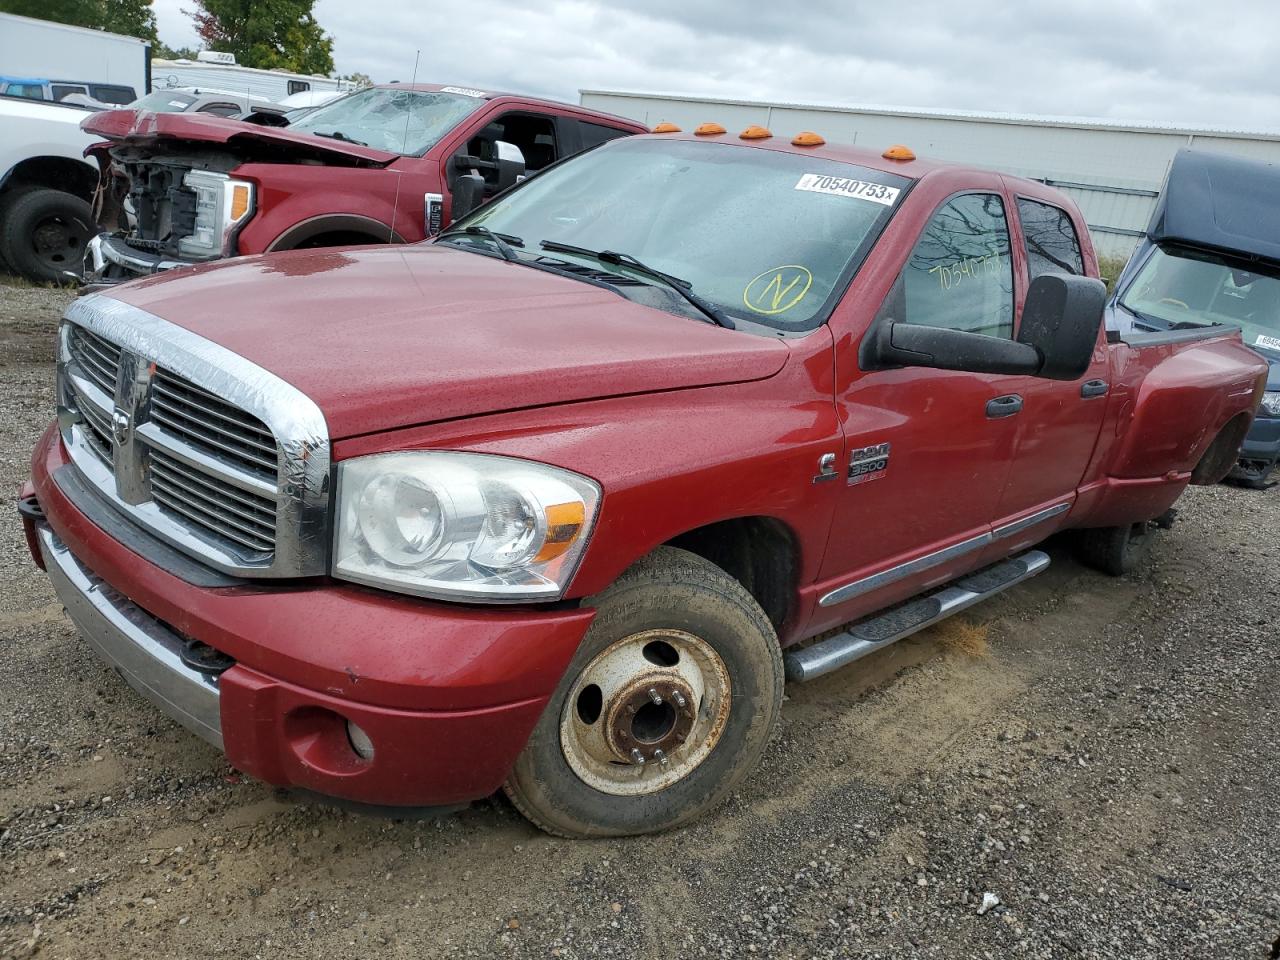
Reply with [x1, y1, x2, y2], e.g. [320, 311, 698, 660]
[784, 550, 1050, 682]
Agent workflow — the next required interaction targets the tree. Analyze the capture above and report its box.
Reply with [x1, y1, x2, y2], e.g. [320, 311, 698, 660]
[190, 0, 334, 75]
[99, 0, 157, 43]
[0, 0, 158, 42]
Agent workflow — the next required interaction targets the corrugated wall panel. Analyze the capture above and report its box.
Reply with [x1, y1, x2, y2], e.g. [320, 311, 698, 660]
[582, 92, 1280, 265]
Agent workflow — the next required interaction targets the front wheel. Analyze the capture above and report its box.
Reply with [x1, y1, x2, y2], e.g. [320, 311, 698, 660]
[0, 187, 94, 283]
[504, 547, 784, 837]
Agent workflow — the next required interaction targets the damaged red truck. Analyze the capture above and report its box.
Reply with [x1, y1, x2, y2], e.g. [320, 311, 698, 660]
[79, 83, 644, 284]
[20, 129, 1267, 837]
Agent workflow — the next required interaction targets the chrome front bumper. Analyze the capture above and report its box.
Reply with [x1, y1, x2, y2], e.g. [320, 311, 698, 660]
[36, 524, 223, 748]
[83, 233, 192, 284]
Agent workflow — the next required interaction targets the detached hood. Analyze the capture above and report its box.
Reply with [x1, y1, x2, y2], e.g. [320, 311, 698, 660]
[82, 108, 399, 166]
[103, 244, 790, 439]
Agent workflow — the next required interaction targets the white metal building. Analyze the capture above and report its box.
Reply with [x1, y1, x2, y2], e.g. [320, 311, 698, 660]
[580, 90, 1280, 261]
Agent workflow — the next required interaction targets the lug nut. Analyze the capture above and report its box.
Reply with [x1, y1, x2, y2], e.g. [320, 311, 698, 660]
[630, 748, 646, 766]
[654, 748, 668, 766]
[648, 687, 663, 705]
[672, 690, 687, 709]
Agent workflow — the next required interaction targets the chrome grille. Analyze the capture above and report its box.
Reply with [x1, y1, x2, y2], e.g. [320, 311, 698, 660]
[56, 296, 330, 578]
[68, 324, 121, 396]
[149, 451, 277, 553]
[151, 370, 278, 479]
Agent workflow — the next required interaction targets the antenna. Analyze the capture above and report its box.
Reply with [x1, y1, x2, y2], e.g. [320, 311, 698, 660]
[387, 49, 421, 243]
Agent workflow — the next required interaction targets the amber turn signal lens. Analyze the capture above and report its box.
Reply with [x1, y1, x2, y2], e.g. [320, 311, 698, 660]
[229, 184, 251, 220]
[694, 122, 727, 136]
[534, 501, 587, 562]
[791, 131, 825, 147]
[882, 144, 916, 161]
[739, 125, 772, 139]
[652, 122, 681, 133]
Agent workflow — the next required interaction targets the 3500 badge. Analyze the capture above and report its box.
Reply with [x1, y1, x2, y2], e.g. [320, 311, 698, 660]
[848, 442, 890, 485]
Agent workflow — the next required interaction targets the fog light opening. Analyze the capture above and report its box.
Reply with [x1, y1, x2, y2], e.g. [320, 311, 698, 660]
[346, 720, 375, 760]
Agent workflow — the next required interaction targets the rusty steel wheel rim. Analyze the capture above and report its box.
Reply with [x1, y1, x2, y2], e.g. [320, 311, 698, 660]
[559, 628, 732, 796]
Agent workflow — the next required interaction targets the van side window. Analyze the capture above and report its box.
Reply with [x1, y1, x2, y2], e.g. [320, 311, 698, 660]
[900, 193, 1014, 339]
[52, 84, 85, 101]
[288, 80, 311, 95]
[1018, 198, 1084, 279]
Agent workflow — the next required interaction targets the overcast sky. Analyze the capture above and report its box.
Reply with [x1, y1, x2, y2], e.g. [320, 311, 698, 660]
[150, 0, 1280, 130]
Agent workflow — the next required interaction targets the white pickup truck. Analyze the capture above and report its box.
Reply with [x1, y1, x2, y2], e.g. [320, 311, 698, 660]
[0, 96, 99, 282]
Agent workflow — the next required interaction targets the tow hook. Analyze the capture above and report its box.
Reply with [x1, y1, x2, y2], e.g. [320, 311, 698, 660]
[1153, 509, 1178, 530]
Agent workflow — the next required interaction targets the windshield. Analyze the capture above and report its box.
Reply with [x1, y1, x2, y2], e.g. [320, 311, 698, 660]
[458, 138, 909, 330]
[289, 88, 480, 154]
[132, 90, 197, 112]
[1120, 245, 1280, 353]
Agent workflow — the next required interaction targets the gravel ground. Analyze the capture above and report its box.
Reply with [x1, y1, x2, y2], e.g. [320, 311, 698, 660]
[1, 279, 1278, 959]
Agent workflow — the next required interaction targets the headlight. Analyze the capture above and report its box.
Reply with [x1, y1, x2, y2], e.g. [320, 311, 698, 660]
[1261, 391, 1280, 417]
[178, 170, 255, 258]
[333, 452, 600, 602]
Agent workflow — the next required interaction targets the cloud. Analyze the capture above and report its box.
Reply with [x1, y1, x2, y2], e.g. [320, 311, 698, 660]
[149, 0, 1280, 130]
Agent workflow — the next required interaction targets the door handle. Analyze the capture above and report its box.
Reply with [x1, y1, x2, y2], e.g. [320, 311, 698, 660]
[1080, 379, 1109, 399]
[986, 394, 1023, 419]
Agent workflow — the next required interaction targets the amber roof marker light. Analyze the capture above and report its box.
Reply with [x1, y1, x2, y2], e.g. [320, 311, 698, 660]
[739, 125, 772, 139]
[792, 131, 825, 147]
[883, 144, 916, 161]
[652, 122, 681, 133]
[694, 122, 727, 136]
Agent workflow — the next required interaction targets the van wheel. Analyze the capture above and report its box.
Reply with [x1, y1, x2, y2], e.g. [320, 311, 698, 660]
[504, 547, 783, 838]
[1074, 522, 1155, 577]
[0, 188, 93, 284]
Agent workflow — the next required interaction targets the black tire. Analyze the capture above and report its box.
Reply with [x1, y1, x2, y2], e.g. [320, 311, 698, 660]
[504, 546, 784, 838]
[1074, 522, 1155, 577]
[0, 187, 93, 284]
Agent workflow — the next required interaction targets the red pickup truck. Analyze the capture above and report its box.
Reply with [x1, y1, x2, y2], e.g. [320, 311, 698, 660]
[78, 83, 645, 284]
[21, 128, 1266, 838]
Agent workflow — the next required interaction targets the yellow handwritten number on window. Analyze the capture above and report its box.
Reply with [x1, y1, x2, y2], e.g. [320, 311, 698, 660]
[743, 265, 814, 315]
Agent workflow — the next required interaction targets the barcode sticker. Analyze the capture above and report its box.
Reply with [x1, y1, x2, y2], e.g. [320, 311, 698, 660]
[794, 174, 900, 206]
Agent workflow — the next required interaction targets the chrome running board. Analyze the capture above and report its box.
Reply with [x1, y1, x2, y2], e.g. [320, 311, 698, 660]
[784, 550, 1050, 682]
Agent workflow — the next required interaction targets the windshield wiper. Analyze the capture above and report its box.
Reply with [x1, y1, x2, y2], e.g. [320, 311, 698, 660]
[539, 240, 735, 329]
[439, 225, 523, 261]
[311, 130, 369, 146]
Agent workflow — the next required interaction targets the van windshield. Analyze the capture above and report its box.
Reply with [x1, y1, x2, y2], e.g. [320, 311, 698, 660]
[289, 88, 480, 154]
[459, 138, 910, 331]
[1120, 245, 1280, 354]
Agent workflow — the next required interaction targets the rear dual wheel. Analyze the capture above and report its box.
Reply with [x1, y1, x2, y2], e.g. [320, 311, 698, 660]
[504, 547, 783, 838]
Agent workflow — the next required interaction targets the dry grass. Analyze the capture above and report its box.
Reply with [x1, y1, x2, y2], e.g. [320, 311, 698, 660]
[1097, 254, 1129, 294]
[934, 618, 991, 658]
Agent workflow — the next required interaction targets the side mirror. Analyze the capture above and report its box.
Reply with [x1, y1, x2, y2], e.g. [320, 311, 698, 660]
[862, 272, 1106, 380]
[1016, 273, 1106, 380]
[451, 171, 485, 220]
[493, 140, 526, 192]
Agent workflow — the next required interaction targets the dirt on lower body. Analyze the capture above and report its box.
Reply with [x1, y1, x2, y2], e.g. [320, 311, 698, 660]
[2, 281, 1278, 959]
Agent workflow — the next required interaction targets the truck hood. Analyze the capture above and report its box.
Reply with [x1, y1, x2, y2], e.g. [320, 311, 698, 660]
[82, 108, 399, 166]
[102, 244, 790, 439]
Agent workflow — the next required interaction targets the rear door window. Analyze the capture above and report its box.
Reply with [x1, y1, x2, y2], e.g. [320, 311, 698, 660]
[579, 120, 630, 149]
[1017, 198, 1084, 279]
[52, 84, 86, 100]
[900, 193, 1015, 339]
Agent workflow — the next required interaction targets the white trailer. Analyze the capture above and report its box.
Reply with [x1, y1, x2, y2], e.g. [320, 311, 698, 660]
[581, 89, 1280, 261]
[151, 52, 351, 104]
[0, 12, 149, 100]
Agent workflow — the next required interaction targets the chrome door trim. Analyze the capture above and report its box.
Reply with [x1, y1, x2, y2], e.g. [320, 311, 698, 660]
[818, 531, 993, 608]
[991, 501, 1071, 541]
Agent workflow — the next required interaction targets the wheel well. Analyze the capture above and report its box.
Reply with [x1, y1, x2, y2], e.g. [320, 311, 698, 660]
[1190, 412, 1253, 485]
[288, 230, 388, 250]
[665, 517, 798, 632]
[1, 157, 97, 203]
